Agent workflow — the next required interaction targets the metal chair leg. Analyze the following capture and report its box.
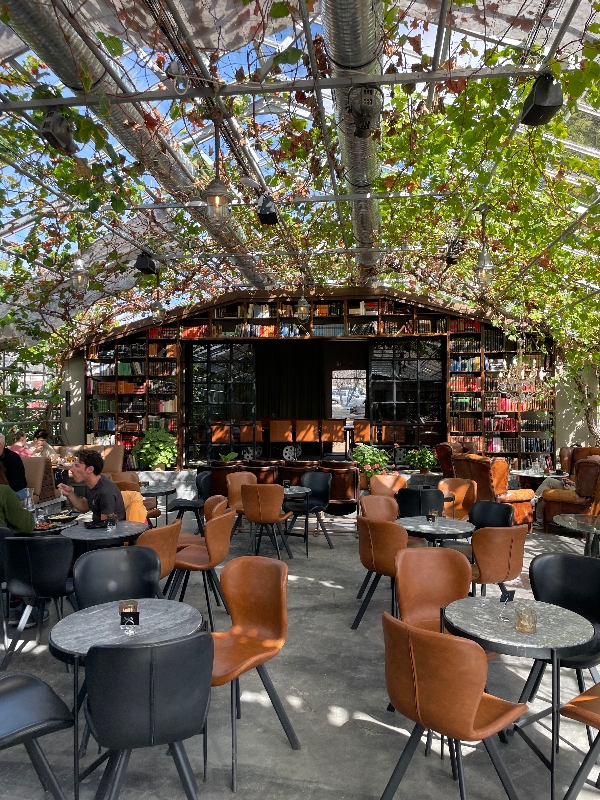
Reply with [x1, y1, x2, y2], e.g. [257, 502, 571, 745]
[316, 511, 334, 548]
[209, 569, 230, 615]
[454, 740, 467, 800]
[256, 664, 300, 750]
[424, 729, 433, 757]
[178, 571, 191, 603]
[448, 738, 458, 780]
[201, 571, 215, 631]
[277, 523, 293, 559]
[24, 739, 68, 800]
[379, 723, 424, 800]
[483, 735, 521, 800]
[202, 719, 208, 783]
[170, 741, 198, 800]
[351, 573, 382, 630]
[104, 749, 131, 800]
[35, 599, 46, 646]
[230, 679, 237, 792]
[205, 569, 221, 607]
[357, 571, 373, 599]
[230, 514, 243, 540]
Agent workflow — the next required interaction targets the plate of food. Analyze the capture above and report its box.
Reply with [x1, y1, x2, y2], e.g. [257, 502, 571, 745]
[35, 520, 64, 531]
[46, 511, 79, 523]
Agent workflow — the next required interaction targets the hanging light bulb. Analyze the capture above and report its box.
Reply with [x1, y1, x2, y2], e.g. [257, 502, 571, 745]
[150, 300, 166, 324]
[70, 257, 89, 292]
[203, 123, 231, 223]
[473, 205, 494, 286]
[296, 294, 310, 323]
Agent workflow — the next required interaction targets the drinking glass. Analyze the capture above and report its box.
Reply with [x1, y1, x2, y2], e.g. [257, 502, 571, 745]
[515, 604, 537, 634]
[119, 600, 138, 636]
[282, 480, 291, 490]
[106, 513, 118, 532]
[427, 509, 439, 524]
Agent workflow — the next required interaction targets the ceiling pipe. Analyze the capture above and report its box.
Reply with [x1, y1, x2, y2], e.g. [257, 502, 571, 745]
[321, 0, 384, 283]
[3, 0, 266, 287]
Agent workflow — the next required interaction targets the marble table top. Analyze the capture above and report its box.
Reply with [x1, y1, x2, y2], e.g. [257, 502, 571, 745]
[60, 520, 148, 541]
[141, 486, 176, 498]
[554, 514, 600, 534]
[444, 597, 595, 660]
[49, 598, 204, 663]
[397, 516, 474, 539]
[283, 486, 311, 497]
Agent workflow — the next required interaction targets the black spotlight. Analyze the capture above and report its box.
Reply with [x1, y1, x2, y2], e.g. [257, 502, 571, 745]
[445, 237, 466, 266]
[520, 72, 563, 126]
[257, 193, 278, 225]
[135, 252, 157, 275]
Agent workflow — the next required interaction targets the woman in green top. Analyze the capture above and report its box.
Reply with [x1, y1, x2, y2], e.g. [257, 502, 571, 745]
[0, 463, 34, 533]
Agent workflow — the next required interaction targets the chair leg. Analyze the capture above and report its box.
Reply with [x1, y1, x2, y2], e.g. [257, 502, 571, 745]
[1, 585, 8, 651]
[170, 741, 199, 800]
[24, 738, 68, 800]
[483, 734, 521, 800]
[205, 569, 222, 607]
[167, 569, 185, 601]
[564, 731, 600, 800]
[209, 568, 230, 615]
[454, 740, 467, 800]
[390, 577, 397, 617]
[277, 522, 293, 559]
[256, 663, 300, 750]
[79, 722, 91, 758]
[203, 719, 208, 783]
[201, 571, 215, 631]
[379, 723, 425, 800]
[104, 749, 131, 800]
[480, 584, 487, 598]
[448, 738, 458, 781]
[230, 679, 238, 792]
[235, 676, 241, 719]
[498, 583, 515, 602]
[195, 510, 205, 536]
[230, 513, 242, 540]
[0, 603, 33, 671]
[424, 729, 433, 757]
[94, 750, 120, 800]
[256, 524, 265, 556]
[357, 571, 373, 600]
[528, 661, 547, 703]
[35, 598, 47, 646]
[178, 571, 191, 603]
[287, 514, 298, 533]
[351, 573, 382, 630]
[316, 511, 334, 549]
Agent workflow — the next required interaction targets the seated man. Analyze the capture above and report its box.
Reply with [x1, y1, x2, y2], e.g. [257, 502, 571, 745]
[28, 428, 57, 459]
[58, 450, 125, 523]
[533, 474, 575, 523]
[0, 434, 27, 499]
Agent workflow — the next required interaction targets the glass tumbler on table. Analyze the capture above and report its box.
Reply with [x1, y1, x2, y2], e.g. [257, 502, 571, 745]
[427, 509, 439, 524]
[106, 513, 118, 532]
[282, 480, 291, 490]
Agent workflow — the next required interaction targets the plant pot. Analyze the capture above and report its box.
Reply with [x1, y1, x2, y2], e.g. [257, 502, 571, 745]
[419, 468, 430, 474]
[154, 463, 166, 471]
[359, 474, 369, 490]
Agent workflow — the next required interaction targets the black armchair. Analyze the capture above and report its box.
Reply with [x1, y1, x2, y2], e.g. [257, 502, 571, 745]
[73, 546, 161, 609]
[167, 471, 211, 534]
[283, 472, 334, 555]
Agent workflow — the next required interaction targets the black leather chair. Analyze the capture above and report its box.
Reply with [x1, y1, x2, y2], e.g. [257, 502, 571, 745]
[397, 488, 445, 518]
[283, 472, 334, 555]
[0, 527, 14, 650]
[73, 546, 161, 609]
[0, 672, 73, 800]
[520, 554, 600, 709]
[84, 632, 213, 800]
[167, 471, 211, 534]
[469, 500, 514, 529]
[1, 536, 73, 671]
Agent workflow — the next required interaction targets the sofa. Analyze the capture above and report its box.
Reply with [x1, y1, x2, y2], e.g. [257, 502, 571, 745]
[54, 444, 125, 474]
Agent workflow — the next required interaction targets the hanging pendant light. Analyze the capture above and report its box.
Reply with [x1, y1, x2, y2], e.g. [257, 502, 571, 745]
[150, 300, 166, 324]
[296, 277, 311, 324]
[473, 204, 494, 286]
[70, 257, 90, 292]
[203, 123, 231, 223]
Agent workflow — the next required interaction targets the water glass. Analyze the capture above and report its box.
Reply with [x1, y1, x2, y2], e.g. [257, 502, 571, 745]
[515, 604, 537, 634]
[427, 509, 439, 524]
[282, 480, 291, 490]
[106, 513, 118, 532]
[119, 600, 138, 636]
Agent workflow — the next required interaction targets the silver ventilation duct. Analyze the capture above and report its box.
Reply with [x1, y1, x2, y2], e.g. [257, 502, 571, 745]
[3, 0, 266, 287]
[322, 0, 383, 282]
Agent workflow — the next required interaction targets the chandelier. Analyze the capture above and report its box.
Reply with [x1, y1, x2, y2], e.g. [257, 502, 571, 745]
[497, 338, 551, 404]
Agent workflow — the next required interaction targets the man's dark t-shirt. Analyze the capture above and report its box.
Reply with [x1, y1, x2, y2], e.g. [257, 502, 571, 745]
[86, 475, 126, 523]
[0, 447, 26, 493]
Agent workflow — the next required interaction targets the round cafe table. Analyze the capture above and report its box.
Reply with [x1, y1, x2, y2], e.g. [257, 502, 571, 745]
[397, 515, 474, 546]
[141, 486, 176, 524]
[49, 598, 204, 800]
[444, 597, 595, 800]
[553, 513, 600, 557]
[61, 519, 148, 560]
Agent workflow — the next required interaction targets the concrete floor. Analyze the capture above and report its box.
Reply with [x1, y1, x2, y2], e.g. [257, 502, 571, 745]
[1, 509, 599, 800]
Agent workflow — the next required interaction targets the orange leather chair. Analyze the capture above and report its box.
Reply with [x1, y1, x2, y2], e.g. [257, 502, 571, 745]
[471, 525, 528, 600]
[360, 495, 397, 520]
[438, 478, 477, 520]
[380, 614, 526, 800]
[559, 446, 600, 477]
[452, 453, 534, 528]
[395, 548, 472, 632]
[136, 520, 181, 580]
[175, 495, 228, 551]
[435, 441, 478, 478]
[168, 508, 236, 630]
[241, 484, 293, 559]
[211, 556, 300, 790]
[351, 518, 408, 630]
[369, 474, 407, 500]
[561, 682, 600, 800]
[109, 472, 161, 525]
[227, 471, 257, 537]
[542, 457, 600, 532]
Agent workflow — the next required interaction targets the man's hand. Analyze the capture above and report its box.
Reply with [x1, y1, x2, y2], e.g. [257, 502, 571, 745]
[57, 483, 89, 512]
[57, 482, 74, 496]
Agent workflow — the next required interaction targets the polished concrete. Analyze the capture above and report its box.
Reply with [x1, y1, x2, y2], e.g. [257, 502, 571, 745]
[1, 509, 599, 800]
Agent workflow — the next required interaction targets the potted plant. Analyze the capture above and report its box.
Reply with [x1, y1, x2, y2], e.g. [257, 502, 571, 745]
[351, 443, 399, 489]
[132, 430, 178, 470]
[404, 446, 438, 473]
[219, 451, 239, 463]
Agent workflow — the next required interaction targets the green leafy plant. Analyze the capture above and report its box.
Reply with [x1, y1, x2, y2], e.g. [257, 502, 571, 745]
[351, 443, 395, 481]
[131, 429, 177, 469]
[404, 446, 438, 470]
[219, 451, 239, 462]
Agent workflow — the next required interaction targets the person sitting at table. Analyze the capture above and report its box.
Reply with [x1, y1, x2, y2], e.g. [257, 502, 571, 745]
[28, 428, 57, 459]
[0, 433, 27, 499]
[7, 430, 32, 458]
[0, 462, 34, 533]
[58, 450, 125, 523]
[532, 474, 575, 523]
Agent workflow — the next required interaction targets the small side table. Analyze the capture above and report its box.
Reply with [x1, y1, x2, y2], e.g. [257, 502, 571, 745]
[141, 486, 176, 524]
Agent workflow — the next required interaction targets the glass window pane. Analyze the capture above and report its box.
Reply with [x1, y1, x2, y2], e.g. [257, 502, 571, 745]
[419, 360, 442, 381]
[371, 383, 394, 403]
[419, 339, 442, 359]
[397, 361, 418, 380]
[210, 343, 231, 362]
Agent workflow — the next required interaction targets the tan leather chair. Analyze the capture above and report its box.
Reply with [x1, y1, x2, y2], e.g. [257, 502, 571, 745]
[359, 495, 427, 549]
[438, 478, 477, 520]
[227, 471, 257, 537]
[100, 445, 125, 474]
[395, 548, 472, 632]
[369, 474, 407, 499]
[23, 457, 57, 504]
[211, 556, 300, 791]
[241, 484, 293, 559]
[351, 517, 408, 630]
[176, 495, 228, 551]
[435, 441, 479, 478]
[559, 446, 600, 478]
[136, 520, 181, 579]
[452, 453, 534, 528]
[471, 525, 528, 600]
[380, 614, 526, 800]
[542, 456, 600, 532]
[168, 508, 236, 630]
[561, 682, 600, 800]
[108, 472, 160, 525]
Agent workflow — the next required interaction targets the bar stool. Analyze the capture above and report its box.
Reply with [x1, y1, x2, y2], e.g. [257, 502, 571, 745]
[269, 420, 294, 460]
[295, 420, 320, 459]
[320, 419, 345, 459]
[239, 420, 263, 460]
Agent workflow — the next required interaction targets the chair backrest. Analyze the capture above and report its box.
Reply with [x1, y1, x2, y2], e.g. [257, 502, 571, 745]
[208, 465, 239, 497]
[468, 500, 514, 529]
[121, 489, 148, 523]
[352, 419, 371, 444]
[397, 488, 444, 517]
[204, 495, 228, 521]
[220, 555, 288, 643]
[100, 445, 125, 474]
[434, 443, 459, 478]
[241, 484, 285, 524]
[204, 509, 236, 567]
[108, 472, 140, 490]
[571, 447, 600, 475]
[530, 553, 600, 631]
[239, 422, 263, 443]
[22, 457, 48, 503]
[196, 470, 212, 501]
[369, 474, 407, 497]
[471, 525, 528, 584]
[86, 631, 213, 750]
[438, 478, 477, 520]
[357, 518, 408, 575]
[227, 471, 257, 508]
[320, 419, 345, 443]
[382, 612, 488, 740]
[244, 465, 279, 484]
[73, 546, 161, 609]
[359, 494, 397, 521]
[211, 424, 231, 444]
[318, 465, 358, 502]
[136, 520, 182, 579]
[0, 526, 14, 584]
[300, 470, 331, 508]
[5, 536, 73, 599]
[395, 548, 472, 630]
[270, 421, 293, 443]
[575, 457, 600, 499]
[278, 464, 317, 486]
[295, 420, 319, 442]
[452, 454, 498, 501]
